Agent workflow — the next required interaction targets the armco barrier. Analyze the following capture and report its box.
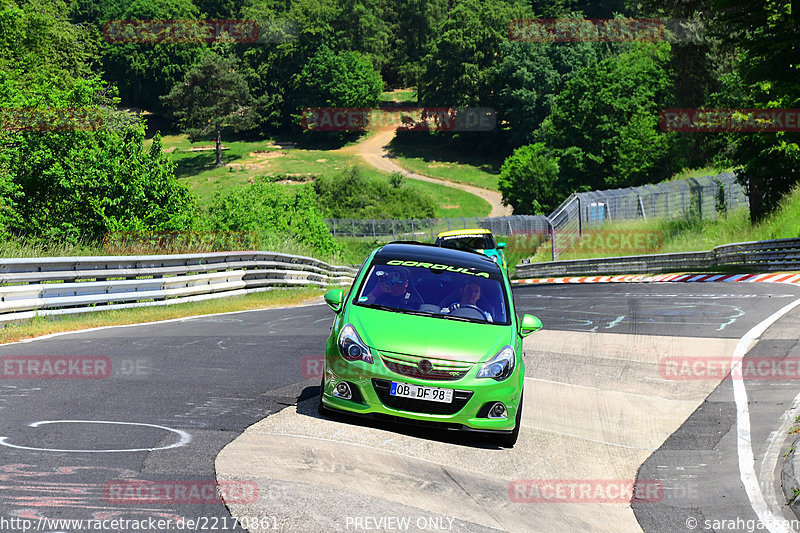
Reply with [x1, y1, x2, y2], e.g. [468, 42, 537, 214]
[514, 237, 800, 278]
[0, 251, 357, 325]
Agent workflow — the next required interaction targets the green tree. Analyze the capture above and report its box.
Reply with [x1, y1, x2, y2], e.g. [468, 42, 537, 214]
[99, 0, 207, 110]
[493, 39, 601, 148]
[386, 0, 447, 86]
[0, 0, 197, 242]
[162, 50, 253, 166]
[705, 0, 799, 221]
[537, 42, 676, 191]
[498, 143, 560, 214]
[294, 45, 383, 110]
[418, 0, 532, 107]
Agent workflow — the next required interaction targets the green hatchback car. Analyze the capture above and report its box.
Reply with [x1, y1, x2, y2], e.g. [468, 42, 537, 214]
[318, 242, 542, 447]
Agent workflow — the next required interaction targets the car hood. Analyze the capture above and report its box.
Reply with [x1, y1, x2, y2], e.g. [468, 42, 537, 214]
[349, 306, 511, 364]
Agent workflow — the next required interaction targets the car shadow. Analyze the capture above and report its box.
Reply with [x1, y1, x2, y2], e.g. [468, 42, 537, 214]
[298, 386, 506, 450]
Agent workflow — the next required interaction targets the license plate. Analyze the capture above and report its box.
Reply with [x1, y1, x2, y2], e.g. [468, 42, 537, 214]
[390, 382, 453, 403]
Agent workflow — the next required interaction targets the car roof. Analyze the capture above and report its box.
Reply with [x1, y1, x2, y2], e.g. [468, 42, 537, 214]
[374, 242, 501, 273]
[436, 228, 492, 238]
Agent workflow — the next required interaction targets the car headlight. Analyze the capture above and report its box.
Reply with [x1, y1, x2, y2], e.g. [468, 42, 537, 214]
[477, 345, 515, 381]
[338, 324, 373, 364]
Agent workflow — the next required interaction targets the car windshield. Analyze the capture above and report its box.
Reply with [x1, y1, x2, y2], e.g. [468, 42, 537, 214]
[354, 258, 509, 324]
[436, 233, 496, 251]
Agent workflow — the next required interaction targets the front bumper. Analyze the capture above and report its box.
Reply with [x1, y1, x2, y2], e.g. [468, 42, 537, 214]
[320, 350, 523, 433]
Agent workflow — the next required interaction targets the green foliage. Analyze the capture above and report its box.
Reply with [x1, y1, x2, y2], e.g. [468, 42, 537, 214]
[206, 181, 340, 256]
[295, 45, 383, 109]
[163, 51, 252, 138]
[418, 0, 532, 107]
[705, 0, 799, 221]
[493, 39, 601, 148]
[1, 0, 101, 87]
[0, 0, 198, 244]
[498, 143, 560, 214]
[162, 49, 254, 165]
[98, 0, 207, 110]
[387, 0, 448, 86]
[312, 166, 436, 219]
[537, 43, 676, 191]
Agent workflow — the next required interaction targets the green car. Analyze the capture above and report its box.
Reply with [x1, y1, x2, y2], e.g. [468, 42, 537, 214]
[318, 242, 542, 447]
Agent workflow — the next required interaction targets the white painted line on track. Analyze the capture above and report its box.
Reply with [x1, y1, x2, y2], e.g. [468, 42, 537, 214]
[732, 298, 800, 533]
[0, 420, 192, 453]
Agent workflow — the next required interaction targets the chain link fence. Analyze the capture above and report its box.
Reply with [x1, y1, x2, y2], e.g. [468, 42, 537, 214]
[548, 173, 748, 259]
[325, 215, 550, 240]
[325, 173, 749, 260]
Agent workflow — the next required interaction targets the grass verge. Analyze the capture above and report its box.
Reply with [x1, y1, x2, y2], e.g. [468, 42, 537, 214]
[386, 135, 501, 191]
[0, 288, 326, 344]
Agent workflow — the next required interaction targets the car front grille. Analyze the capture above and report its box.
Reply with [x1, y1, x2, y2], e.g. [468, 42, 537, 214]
[379, 351, 473, 381]
[371, 378, 472, 415]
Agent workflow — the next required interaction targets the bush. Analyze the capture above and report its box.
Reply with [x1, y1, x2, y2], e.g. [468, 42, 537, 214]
[312, 166, 436, 219]
[206, 181, 339, 257]
[498, 143, 560, 215]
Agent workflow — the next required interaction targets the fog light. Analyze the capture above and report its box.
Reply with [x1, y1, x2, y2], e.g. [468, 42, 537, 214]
[334, 382, 352, 400]
[488, 402, 507, 419]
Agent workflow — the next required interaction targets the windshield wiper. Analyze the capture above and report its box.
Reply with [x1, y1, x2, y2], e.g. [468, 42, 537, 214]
[358, 303, 432, 317]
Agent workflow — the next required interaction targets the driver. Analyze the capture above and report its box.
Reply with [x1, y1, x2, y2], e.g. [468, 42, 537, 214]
[444, 281, 493, 322]
[367, 267, 421, 309]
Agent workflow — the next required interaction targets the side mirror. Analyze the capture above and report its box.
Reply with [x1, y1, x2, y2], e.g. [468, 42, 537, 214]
[519, 314, 543, 337]
[324, 289, 344, 313]
[497, 242, 506, 249]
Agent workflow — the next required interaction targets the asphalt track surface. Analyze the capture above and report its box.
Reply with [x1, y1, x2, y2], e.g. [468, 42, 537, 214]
[0, 283, 798, 532]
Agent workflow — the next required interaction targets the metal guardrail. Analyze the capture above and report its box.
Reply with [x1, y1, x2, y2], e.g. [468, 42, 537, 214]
[514, 238, 800, 278]
[0, 251, 358, 325]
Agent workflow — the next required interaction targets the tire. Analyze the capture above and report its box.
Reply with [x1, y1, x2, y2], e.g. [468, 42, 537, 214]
[498, 393, 523, 448]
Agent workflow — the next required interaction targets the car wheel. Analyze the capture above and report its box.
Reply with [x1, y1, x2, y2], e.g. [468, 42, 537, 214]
[498, 393, 523, 448]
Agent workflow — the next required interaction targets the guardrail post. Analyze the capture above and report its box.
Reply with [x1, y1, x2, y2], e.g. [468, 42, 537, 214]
[576, 195, 582, 238]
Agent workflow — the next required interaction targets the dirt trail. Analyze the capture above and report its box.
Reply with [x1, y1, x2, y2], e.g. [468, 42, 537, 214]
[352, 128, 512, 217]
